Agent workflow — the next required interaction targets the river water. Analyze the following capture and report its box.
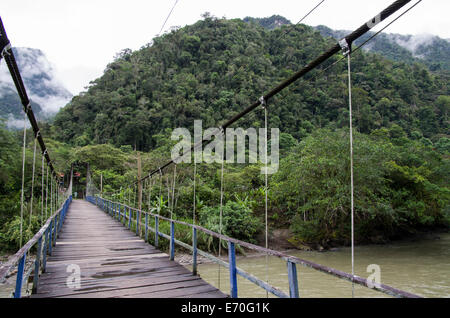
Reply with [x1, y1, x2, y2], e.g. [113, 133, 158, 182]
[194, 233, 450, 298]
[1, 233, 448, 298]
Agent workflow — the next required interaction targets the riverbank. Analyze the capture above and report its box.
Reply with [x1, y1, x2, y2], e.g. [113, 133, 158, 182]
[175, 227, 449, 266]
[257, 226, 450, 252]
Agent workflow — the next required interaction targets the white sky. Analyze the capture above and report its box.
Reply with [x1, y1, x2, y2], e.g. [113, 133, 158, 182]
[1, 0, 449, 96]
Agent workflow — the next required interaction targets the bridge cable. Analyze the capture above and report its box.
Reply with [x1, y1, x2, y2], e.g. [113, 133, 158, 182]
[158, 0, 180, 36]
[133, 184, 137, 208]
[150, 177, 154, 210]
[171, 165, 177, 220]
[261, 96, 270, 298]
[159, 168, 163, 200]
[279, 0, 326, 39]
[218, 131, 225, 290]
[19, 111, 27, 248]
[339, 37, 355, 298]
[193, 162, 197, 225]
[30, 133, 38, 225]
[347, 47, 355, 299]
[41, 154, 45, 226]
[50, 177, 53, 217]
[166, 174, 170, 212]
[45, 164, 49, 220]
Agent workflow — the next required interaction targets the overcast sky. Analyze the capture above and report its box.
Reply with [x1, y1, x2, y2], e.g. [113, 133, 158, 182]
[1, 0, 449, 96]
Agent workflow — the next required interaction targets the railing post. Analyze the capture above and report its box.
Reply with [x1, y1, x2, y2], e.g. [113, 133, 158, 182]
[52, 215, 57, 245]
[119, 204, 122, 222]
[170, 221, 175, 261]
[145, 213, 148, 242]
[48, 219, 53, 256]
[58, 209, 63, 233]
[14, 253, 26, 298]
[32, 236, 43, 294]
[155, 216, 159, 248]
[136, 210, 140, 236]
[42, 227, 49, 271]
[228, 241, 238, 298]
[287, 260, 299, 298]
[128, 209, 132, 229]
[193, 227, 198, 276]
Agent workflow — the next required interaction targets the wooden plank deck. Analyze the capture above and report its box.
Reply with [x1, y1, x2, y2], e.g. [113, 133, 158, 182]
[31, 200, 227, 298]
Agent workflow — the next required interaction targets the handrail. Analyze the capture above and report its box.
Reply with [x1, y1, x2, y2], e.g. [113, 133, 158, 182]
[91, 196, 423, 299]
[0, 195, 73, 298]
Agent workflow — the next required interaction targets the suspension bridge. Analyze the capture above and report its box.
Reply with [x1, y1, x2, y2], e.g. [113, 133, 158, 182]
[0, 0, 425, 298]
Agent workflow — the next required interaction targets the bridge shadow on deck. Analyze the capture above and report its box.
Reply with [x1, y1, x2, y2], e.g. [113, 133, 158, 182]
[31, 200, 227, 298]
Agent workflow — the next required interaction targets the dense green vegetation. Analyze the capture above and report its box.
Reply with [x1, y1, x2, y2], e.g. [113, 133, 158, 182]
[1, 15, 449, 252]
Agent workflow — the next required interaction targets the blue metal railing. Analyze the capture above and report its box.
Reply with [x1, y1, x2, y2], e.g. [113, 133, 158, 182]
[0, 195, 73, 298]
[87, 196, 422, 299]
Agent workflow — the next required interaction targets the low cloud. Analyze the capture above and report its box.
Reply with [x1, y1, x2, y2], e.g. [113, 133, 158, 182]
[388, 33, 438, 56]
[0, 47, 73, 118]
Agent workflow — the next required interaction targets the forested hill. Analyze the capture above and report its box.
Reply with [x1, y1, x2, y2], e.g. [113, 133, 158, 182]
[2, 15, 449, 251]
[53, 15, 449, 151]
[244, 15, 450, 72]
[315, 25, 450, 72]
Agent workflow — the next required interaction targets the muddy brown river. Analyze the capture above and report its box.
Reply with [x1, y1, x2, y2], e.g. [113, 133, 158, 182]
[194, 232, 450, 298]
[1, 233, 448, 298]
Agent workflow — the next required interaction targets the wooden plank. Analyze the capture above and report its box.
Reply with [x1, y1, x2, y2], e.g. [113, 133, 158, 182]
[35, 274, 202, 298]
[30, 199, 227, 299]
[37, 267, 191, 287]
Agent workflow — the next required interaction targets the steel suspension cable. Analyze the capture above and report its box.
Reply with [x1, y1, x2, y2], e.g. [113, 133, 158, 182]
[133, 184, 136, 208]
[218, 137, 225, 291]
[166, 174, 170, 212]
[50, 177, 53, 217]
[193, 162, 197, 225]
[41, 153, 45, 226]
[158, 0, 180, 36]
[279, 0, 326, 39]
[147, 177, 151, 211]
[29, 134, 38, 224]
[45, 165, 49, 220]
[19, 111, 27, 248]
[159, 168, 163, 200]
[171, 165, 177, 219]
[345, 46, 356, 299]
[263, 100, 269, 298]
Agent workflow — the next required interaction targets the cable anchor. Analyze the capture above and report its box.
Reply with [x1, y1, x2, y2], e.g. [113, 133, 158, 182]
[24, 103, 32, 114]
[339, 38, 352, 57]
[0, 42, 11, 59]
[259, 96, 266, 109]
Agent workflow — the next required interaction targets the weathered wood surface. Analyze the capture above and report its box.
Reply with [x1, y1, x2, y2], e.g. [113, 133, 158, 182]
[31, 200, 227, 298]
